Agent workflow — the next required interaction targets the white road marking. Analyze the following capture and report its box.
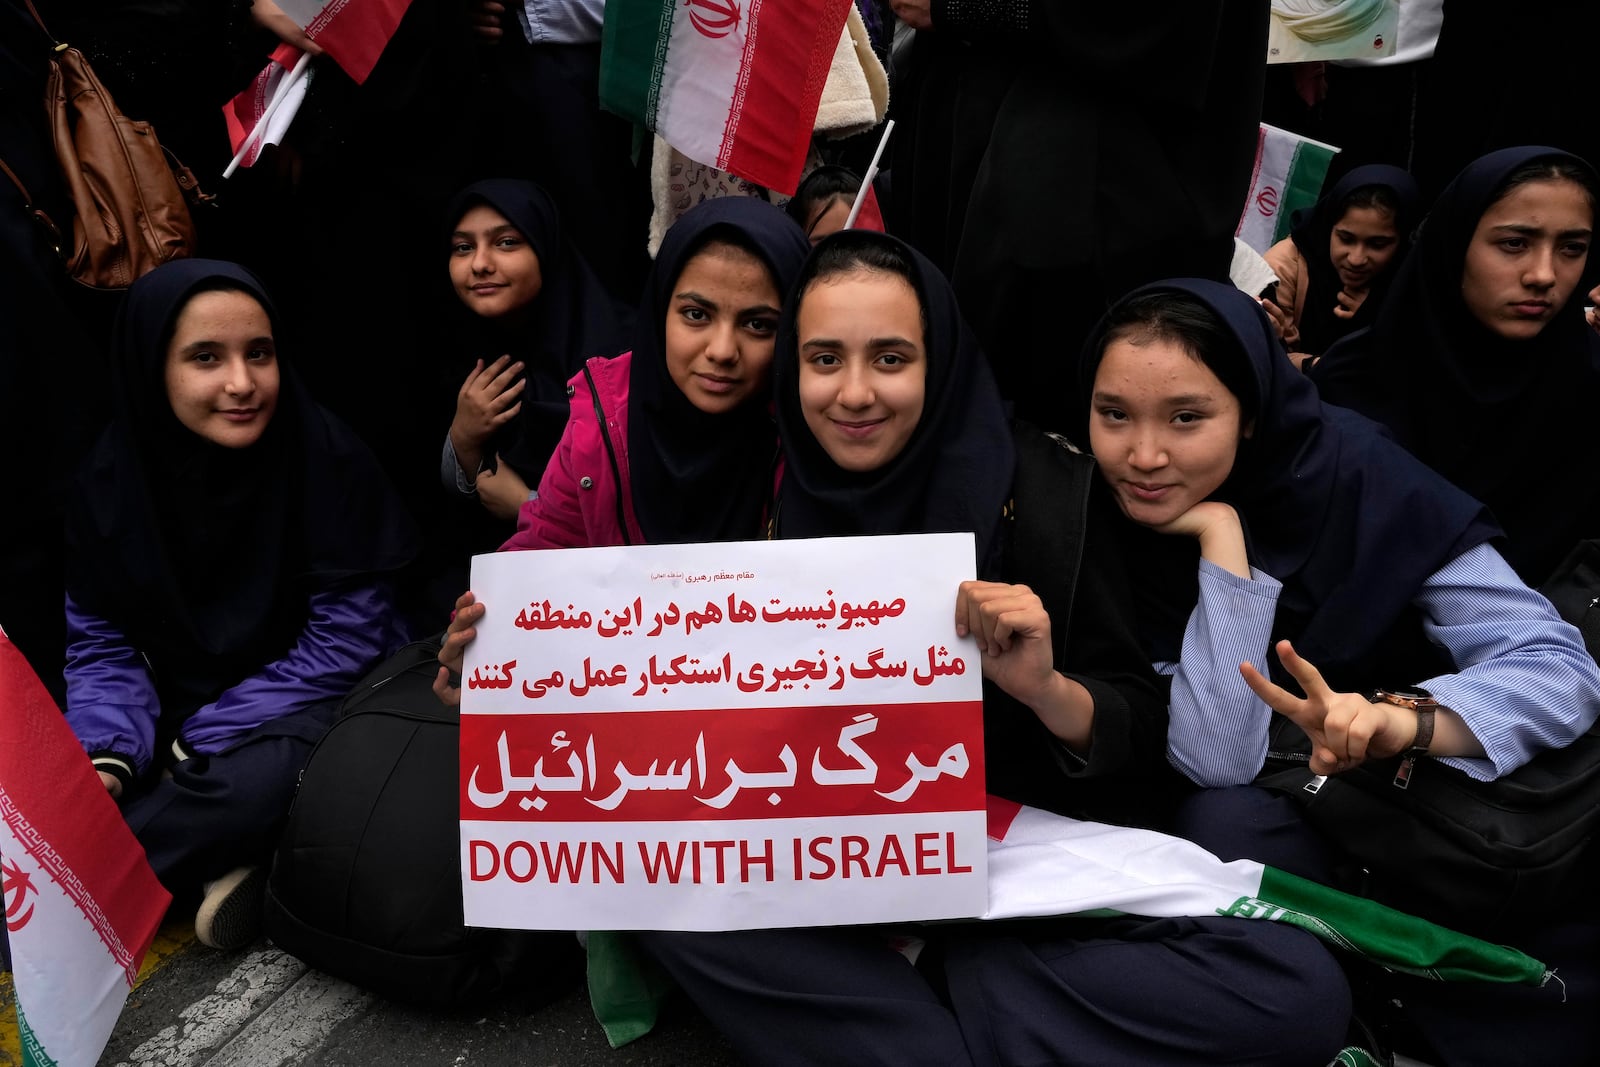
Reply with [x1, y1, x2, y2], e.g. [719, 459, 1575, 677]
[112, 948, 365, 1067]
[204, 969, 373, 1066]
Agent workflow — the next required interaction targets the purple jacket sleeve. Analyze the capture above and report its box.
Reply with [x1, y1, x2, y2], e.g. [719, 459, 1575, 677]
[179, 581, 406, 755]
[65, 593, 161, 779]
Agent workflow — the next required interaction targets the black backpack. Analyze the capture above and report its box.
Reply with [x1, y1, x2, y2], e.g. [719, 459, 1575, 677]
[1260, 729, 1600, 937]
[1259, 539, 1600, 937]
[263, 639, 583, 1006]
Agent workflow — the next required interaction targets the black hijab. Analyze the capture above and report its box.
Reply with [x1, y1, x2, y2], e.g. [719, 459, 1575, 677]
[627, 197, 812, 543]
[65, 260, 417, 713]
[445, 179, 632, 482]
[773, 232, 1016, 568]
[1312, 147, 1600, 585]
[1288, 164, 1421, 355]
[1075, 279, 1499, 691]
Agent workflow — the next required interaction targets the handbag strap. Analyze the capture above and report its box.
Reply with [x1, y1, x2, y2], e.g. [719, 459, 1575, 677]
[22, 0, 57, 43]
[0, 156, 33, 205]
[581, 361, 632, 546]
[0, 155, 64, 260]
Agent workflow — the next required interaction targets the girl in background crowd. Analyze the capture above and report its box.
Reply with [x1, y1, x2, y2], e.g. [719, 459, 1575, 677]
[439, 179, 631, 524]
[65, 260, 416, 948]
[437, 198, 810, 687]
[633, 232, 1349, 1067]
[1077, 277, 1600, 1066]
[1311, 147, 1600, 586]
[784, 165, 864, 245]
[1261, 164, 1419, 367]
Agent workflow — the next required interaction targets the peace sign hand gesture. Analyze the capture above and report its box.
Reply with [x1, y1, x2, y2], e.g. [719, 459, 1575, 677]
[1240, 640, 1419, 776]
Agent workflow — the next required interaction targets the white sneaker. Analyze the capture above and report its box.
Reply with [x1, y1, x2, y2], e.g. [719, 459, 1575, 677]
[195, 866, 265, 950]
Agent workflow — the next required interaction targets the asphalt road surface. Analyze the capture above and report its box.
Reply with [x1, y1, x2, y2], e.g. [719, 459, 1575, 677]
[1, 920, 739, 1067]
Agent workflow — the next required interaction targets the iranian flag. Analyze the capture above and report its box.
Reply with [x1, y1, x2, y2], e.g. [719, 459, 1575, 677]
[272, 0, 413, 84]
[1236, 123, 1341, 253]
[225, 44, 315, 170]
[984, 798, 1546, 986]
[600, 0, 853, 196]
[0, 633, 170, 1067]
[589, 794, 1548, 1047]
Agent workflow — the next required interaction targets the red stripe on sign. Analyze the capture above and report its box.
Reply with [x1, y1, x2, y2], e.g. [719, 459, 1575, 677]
[0, 637, 169, 981]
[718, 0, 853, 195]
[461, 700, 984, 822]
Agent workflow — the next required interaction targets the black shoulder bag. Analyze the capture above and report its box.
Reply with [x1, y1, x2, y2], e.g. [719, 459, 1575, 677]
[1260, 539, 1600, 935]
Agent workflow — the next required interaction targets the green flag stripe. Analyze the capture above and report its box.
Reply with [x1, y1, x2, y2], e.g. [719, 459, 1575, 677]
[18, 1008, 61, 1067]
[1271, 141, 1337, 244]
[599, 0, 676, 125]
[1257, 867, 1548, 986]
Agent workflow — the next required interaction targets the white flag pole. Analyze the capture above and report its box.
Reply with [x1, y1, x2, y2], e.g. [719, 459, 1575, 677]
[222, 51, 313, 179]
[844, 118, 895, 229]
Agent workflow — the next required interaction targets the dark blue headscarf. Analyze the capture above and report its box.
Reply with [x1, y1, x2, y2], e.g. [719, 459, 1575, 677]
[627, 197, 812, 543]
[1075, 278, 1500, 690]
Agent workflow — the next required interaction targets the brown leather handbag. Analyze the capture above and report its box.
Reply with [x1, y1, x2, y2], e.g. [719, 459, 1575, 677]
[26, 0, 210, 289]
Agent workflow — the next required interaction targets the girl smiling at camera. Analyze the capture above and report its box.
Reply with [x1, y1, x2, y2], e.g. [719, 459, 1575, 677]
[65, 260, 415, 950]
[438, 180, 630, 524]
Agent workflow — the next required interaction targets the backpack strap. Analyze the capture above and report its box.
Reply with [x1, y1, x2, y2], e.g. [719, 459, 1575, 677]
[1004, 421, 1095, 670]
[582, 361, 631, 546]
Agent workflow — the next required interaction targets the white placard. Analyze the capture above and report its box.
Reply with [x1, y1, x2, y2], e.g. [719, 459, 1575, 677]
[459, 534, 988, 931]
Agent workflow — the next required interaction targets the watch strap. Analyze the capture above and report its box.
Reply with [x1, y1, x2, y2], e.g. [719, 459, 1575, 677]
[1409, 704, 1436, 755]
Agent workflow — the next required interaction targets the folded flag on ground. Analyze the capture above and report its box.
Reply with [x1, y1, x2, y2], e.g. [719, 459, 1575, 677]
[983, 796, 1545, 985]
[590, 794, 1549, 1047]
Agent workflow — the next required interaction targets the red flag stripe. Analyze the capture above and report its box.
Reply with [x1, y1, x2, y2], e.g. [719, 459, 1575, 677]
[0, 637, 169, 980]
[849, 183, 886, 233]
[717, 0, 852, 195]
[984, 795, 1022, 840]
[306, 0, 412, 85]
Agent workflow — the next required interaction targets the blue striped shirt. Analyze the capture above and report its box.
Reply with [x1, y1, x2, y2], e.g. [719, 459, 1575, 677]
[516, 0, 605, 44]
[1162, 542, 1600, 787]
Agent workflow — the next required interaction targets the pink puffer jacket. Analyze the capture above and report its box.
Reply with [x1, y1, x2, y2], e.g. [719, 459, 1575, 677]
[502, 353, 644, 551]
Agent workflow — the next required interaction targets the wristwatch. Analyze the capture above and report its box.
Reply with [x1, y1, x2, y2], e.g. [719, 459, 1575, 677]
[1367, 687, 1440, 788]
[1368, 687, 1437, 753]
